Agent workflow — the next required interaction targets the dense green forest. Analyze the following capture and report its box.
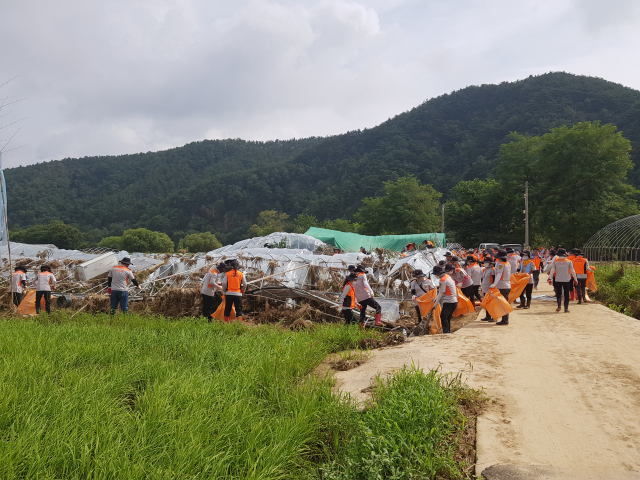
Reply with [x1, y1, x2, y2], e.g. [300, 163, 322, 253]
[6, 72, 640, 245]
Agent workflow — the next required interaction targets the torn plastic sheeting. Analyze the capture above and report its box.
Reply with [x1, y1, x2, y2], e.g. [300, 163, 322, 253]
[387, 249, 448, 278]
[209, 232, 326, 255]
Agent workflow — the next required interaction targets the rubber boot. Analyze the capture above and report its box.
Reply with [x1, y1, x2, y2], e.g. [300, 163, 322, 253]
[223, 316, 231, 324]
[526, 299, 531, 309]
[516, 301, 525, 309]
[236, 316, 242, 322]
[374, 313, 383, 327]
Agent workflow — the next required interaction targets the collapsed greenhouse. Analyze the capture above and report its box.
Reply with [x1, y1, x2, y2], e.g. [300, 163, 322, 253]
[0, 231, 454, 331]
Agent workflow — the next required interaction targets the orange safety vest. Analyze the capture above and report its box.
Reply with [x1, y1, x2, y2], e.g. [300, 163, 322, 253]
[406, 243, 415, 251]
[532, 257, 541, 270]
[572, 257, 587, 274]
[343, 282, 356, 309]
[226, 270, 244, 293]
[440, 274, 453, 296]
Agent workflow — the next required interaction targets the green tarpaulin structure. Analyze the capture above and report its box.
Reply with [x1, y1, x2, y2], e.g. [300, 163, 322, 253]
[304, 227, 446, 252]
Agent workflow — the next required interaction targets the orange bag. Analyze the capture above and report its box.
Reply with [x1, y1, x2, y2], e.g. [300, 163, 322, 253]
[586, 269, 597, 292]
[17, 290, 47, 316]
[481, 288, 514, 320]
[211, 295, 236, 321]
[417, 289, 437, 317]
[430, 303, 443, 335]
[508, 273, 531, 303]
[453, 287, 474, 317]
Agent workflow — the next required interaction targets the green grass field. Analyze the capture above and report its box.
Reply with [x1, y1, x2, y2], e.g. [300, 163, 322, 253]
[0, 314, 474, 479]
[593, 264, 640, 317]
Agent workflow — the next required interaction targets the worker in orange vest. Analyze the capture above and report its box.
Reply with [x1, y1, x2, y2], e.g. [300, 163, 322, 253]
[35, 265, 57, 314]
[531, 248, 543, 289]
[490, 250, 511, 325]
[432, 265, 458, 334]
[12, 265, 27, 307]
[571, 250, 593, 304]
[337, 272, 360, 325]
[201, 262, 225, 321]
[549, 248, 578, 313]
[465, 256, 483, 304]
[107, 257, 141, 314]
[480, 258, 495, 322]
[221, 259, 247, 322]
[410, 269, 435, 323]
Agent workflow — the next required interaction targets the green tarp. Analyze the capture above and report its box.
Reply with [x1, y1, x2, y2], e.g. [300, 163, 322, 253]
[304, 227, 446, 252]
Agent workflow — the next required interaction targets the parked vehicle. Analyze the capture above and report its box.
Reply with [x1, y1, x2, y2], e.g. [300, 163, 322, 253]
[501, 243, 524, 253]
[479, 243, 500, 250]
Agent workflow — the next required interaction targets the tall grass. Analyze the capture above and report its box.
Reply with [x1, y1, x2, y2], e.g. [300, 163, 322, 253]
[319, 365, 473, 480]
[0, 313, 375, 479]
[593, 264, 640, 317]
[0, 313, 475, 479]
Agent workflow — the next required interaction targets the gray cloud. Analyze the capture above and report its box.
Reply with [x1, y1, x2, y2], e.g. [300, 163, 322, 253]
[2, 0, 640, 167]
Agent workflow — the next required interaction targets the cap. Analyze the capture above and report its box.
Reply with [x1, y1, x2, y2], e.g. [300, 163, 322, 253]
[432, 265, 445, 276]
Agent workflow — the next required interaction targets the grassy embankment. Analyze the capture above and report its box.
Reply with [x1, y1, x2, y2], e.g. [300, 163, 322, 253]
[593, 264, 640, 318]
[0, 313, 478, 479]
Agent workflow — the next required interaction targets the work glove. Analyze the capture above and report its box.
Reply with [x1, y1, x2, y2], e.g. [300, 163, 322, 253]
[107, 288, 112, 294]
[490, 283, 497, 289]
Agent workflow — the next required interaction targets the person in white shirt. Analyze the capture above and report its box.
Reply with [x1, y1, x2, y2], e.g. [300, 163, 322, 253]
[354, 265, 382, 326]
[464, 256, 483, 304]
[35, 265, 56, 314]
[490, 250, 511, 325]
[107, 257, 140, 314]
[410, 269, 434, 323]
[549, 248, 578, 313]
[12, 266, 27, 307]
[201, 263, 225, 321]
[432, 265, 458, 334]
[480, 259, 496, 322]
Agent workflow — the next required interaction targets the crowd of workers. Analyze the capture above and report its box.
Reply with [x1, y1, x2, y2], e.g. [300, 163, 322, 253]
[10, 243, 593, 327]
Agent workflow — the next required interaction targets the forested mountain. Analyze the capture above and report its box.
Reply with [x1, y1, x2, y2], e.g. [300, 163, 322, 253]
[6, 72, 640, 244]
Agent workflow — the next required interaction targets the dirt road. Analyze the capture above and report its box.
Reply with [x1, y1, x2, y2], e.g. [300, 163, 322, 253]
[332, 281, 640, 478]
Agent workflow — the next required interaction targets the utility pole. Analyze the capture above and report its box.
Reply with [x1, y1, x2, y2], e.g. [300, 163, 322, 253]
[441, 203, 445, 233]
[524, 181, 529, 248]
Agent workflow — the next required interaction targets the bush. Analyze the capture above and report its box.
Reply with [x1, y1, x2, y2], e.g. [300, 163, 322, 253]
[178, 232, 222, 253]
[97, 236, 123, 250]
[120, 228, 174, 253]
[10, 220, 85, 249]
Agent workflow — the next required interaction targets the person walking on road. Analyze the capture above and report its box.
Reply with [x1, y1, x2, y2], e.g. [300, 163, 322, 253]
[480, 257, 496, 322]
[531, 248, 543, 289]
[571, 249, 592, 305]
[338, 272, 360, 326]
[491, 249, 512, 325]
[35, 265, 56, 314]
[432, 265, 458, 334]
[465, 255, 483, 303]
[201, 263, 225, 321]
[108, 257, 140, 314]
[222, 259, 246, 323]
[12, 265, 27, 307]
[410, 269, 435, 323]
[517, 251, 535, 310]
[354, 265, 383, 326]
[549, 248, 578, 313]
[506, 247, 521, 274]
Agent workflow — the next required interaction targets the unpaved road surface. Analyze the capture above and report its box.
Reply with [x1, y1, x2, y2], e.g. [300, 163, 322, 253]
[333, 282, 640, 478]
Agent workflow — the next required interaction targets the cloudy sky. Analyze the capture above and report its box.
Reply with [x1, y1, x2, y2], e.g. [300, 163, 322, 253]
[2, 0, 640, 168]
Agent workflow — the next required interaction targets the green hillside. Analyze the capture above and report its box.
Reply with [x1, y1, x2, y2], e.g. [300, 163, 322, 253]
[6, 72, 640, 244]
